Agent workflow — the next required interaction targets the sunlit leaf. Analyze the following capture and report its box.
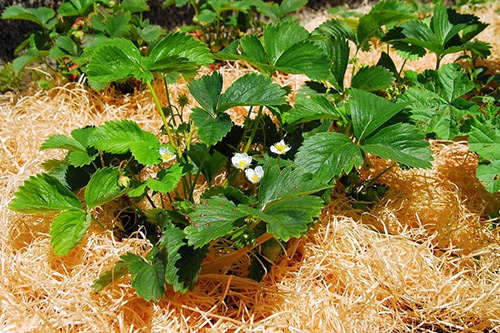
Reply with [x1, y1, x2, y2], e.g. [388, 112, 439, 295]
[348, 88, 407, 141]
[10, 173, 82, 213]
[295, 132, 364, 183]
[88, 120, 160, 165]
[191, 109, 233, 146]
[185, 195, 247, 248]
[121, 252, 165, 301]
[50, 209, 90, 256]
[362, 123, 433, 169]
[84, 167, 129, 209]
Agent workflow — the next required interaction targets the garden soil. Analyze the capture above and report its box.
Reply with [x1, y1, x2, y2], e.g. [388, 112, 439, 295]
[2, 4, 500, 332]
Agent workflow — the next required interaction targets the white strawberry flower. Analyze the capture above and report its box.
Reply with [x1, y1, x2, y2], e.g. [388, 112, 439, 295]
[270, 140, 291, 155]
[245, 165, 264, 184]
[159, 146, 176, 163]
[231, 152, 252, 170]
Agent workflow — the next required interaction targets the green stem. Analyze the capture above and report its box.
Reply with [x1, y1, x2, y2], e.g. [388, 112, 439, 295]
[398, 59, 407, 79]
[146, 81, 181, 157]
[162, 75, 177, 127]
[91, 216, 106, 230]
[353, 161, 397, 196]
[351, 49, 360, 81]
[243, 106, 264, 153]
[189, 148, 209, 200]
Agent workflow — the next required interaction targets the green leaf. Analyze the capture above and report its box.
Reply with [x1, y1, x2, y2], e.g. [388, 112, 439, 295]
[92, 261, 129, 292]
[382, 4, 490, 61]
[118, 0, 149, 13]
[104, 11, 131, 37]
[160, 223, 186, 291]
[362, 123, 432, 169]
[40, 134, 86, 152]
[83, 38, 151, 88]
[218, 73, 287, 112]
[89, 120, 160, 165]
[431, 4, 468, 46]
[279, 0, 307, 16]
[10, 173, 82, 213]
[295, 132, 364, 183]
[70, 126, 97, 147]
[412, 64, 475, 103]
[284, 95, 342, 124]
[351, 66, 395, 92]
[57, 0, 96, 17]
[191, 109, 233, 146]
[187, 143, 227, 184]
[217, 19, 330, 79]
[258, 164, 331, 210]
[314, 18, 356, 42]
[328, 38, 350, 91]
[145, 164, 185, 194]
[264, 17, 309, 65]
[469, 122, 500, 162]
[12, 50, 41, 74]
[469, 121, 500, 192]
[263, 196, 323, 241]
[400, 64, 477, 140]
[160, 224, 206, 293]
[349, 88, 407, 141]
[41, 128, 97, 167]
[188, 72, 222, 116]
[84, 167, 129, 209]
[476, 161, 500, 193]
[129, 137, 162, 166]
[273, 41, 331, 80]
[240, 34, 267, 64]
[128, 183, 147, 197]
[68, 151, 98, 167]
[195, 9, 217, 23]
[148, 32, 213, 74]
[50, 36, 79, 60]
[2, 5, 56, 29]
[50, 210, 90, 256]
[391, 41, 427, 61]
[135, 23, 165, 44]
[356, 0, 415, 49]
[185, 195, 248, 248]
[121, 252, 165, 301]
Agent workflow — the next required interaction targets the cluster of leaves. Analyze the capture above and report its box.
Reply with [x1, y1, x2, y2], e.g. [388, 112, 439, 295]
[1, 0, 164, 81]
[163, 0, 307, 52]
[0, 63, 24, 93]
[9, 0, 500, 301]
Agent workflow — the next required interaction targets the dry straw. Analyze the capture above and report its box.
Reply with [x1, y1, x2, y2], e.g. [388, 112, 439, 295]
[2, 4, 500, 332]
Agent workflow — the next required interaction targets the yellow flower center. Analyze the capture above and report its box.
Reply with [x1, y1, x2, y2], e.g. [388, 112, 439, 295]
[276, 144, 286, 153]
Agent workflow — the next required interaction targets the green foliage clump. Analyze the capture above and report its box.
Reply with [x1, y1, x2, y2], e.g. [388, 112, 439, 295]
[1, 0, 165, 82]
[8, 0, 500, 302]
[0, 63, 24, 93]
[164, 0, 308, 52]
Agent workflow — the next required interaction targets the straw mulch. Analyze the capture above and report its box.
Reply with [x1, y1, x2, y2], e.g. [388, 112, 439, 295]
[2, 4, 500, 332]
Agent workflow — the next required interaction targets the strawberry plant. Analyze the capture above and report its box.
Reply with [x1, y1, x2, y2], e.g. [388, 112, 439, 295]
[163, 0, 308, 52]
[9, 0, 498, 302]
[399, 63, 479, 140]
[1, 0, 164, 81]
[381, 2, 491, 69]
